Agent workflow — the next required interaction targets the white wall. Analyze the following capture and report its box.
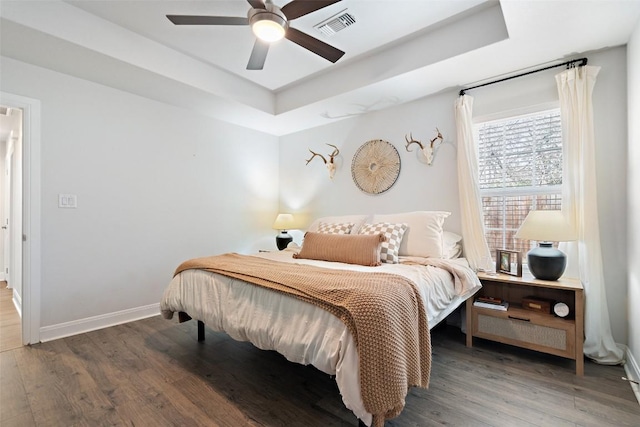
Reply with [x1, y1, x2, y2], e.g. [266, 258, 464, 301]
[0, 57, 280, 330]
[279, 89, 461, 239]
[627, 17, 640, 379]
[280, 46, 630, 345]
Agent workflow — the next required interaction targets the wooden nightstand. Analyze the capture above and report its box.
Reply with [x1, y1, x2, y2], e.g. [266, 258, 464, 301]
[466, 272, 584, 375]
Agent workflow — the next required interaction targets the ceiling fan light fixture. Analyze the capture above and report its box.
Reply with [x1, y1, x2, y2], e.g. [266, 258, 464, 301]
[248, 5, 288, 43]
[252, 17, 285, 42]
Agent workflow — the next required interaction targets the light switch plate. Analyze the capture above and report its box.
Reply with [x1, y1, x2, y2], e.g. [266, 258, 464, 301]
[58, 194, 77, 208]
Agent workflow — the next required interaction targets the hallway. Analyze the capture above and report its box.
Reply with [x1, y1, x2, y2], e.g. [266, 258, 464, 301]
[0, 282, 21, 352]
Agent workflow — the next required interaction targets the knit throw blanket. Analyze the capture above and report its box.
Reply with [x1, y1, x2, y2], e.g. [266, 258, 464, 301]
[174, 253, 431, 427]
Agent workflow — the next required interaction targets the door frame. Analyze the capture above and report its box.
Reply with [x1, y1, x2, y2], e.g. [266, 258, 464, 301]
[0, 91, 41, 345]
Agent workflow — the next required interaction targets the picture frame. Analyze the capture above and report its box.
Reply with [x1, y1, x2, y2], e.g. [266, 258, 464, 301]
[496, 249, 522, 277]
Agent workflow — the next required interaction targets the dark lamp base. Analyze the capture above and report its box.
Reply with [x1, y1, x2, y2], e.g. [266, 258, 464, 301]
[276, 231, 292, 251]
[527, 242, 566, 281]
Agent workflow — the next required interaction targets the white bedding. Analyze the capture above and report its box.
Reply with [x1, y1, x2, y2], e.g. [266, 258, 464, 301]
[160, 248, 481, 426]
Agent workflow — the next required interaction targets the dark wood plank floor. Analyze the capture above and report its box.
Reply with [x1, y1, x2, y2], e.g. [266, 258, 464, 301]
[1, 315, 638, 426]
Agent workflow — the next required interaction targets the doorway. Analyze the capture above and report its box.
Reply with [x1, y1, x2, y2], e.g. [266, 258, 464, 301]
[0, 104, 23, 351]
[0, 91, 41, 346]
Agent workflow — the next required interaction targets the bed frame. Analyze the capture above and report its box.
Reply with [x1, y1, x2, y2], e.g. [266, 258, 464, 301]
[180, 312, 368, 426]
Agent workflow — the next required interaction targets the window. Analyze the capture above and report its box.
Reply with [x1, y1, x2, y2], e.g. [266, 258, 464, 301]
[476, 108, 562, 262]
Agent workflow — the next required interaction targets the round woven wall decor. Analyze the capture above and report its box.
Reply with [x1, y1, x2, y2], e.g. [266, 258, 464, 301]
[351, 139, 401, 194]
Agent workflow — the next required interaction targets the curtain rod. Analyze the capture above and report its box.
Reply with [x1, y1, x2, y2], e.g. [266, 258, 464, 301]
[458, 57, 588, 96]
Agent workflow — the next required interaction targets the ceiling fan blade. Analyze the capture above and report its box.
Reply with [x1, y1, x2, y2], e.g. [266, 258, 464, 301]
[281, 0, 342, 20]
[247, 0, 267, 9]
[285, 27, 345, 63]
[247, 39, 270, 70]
[166, 15, 249, 25]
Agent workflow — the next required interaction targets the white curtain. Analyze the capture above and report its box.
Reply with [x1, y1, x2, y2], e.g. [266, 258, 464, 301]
[455, 95, 492, 270]
[556, 66, 624, 364]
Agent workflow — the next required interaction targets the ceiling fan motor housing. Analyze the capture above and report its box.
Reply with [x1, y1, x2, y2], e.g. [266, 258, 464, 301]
[248, 4, 289, 37]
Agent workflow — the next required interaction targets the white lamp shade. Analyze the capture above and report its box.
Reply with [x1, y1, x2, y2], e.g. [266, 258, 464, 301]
[515, 210, 577, 242]
[272, 213, 295, 230]
[252, 17, 285, 42]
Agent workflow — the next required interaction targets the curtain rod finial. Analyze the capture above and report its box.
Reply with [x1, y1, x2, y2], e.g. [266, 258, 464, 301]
[567, 57, 588, 69]
[459, 90, 466, 96]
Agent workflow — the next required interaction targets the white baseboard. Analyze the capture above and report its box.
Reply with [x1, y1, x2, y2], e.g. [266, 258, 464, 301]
[12, 288, 22, 318]
[623, 345, 640, 405]
[39, 303, 160, 342]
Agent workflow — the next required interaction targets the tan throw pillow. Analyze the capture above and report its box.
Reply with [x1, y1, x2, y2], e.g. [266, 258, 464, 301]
[317, 222, 354, 234]
[293, 232, 386, 266]
[359, 222, 407, 264]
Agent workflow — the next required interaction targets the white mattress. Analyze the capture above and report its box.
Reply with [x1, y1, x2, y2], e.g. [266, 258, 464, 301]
[160, 249, 481, 426]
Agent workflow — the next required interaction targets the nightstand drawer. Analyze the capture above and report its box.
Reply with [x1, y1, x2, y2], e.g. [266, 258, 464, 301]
[472, 308, 576, 359]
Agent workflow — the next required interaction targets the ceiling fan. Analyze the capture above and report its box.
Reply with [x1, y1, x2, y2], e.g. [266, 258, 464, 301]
[167, 0, 346, 70]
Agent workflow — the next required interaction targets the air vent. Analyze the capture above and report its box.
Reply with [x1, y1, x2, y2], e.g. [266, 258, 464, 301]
[0, 106, 10, 116]
[315, 10, 355, 37]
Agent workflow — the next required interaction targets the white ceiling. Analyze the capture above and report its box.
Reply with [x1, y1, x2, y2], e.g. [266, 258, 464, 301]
[67, 0, 488, 91]
[1, 0, 640, 136]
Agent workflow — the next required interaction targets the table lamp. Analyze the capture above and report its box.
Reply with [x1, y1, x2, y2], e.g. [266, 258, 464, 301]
[272, 213, 295, 250]
[514, 210, 577, 281]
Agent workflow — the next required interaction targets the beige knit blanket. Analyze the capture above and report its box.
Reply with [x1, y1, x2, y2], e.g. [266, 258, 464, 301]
[174, 253, 431, 427]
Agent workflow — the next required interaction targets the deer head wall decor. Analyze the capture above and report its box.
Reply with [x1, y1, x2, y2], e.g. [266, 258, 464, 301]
[404, 128, 444, 165]
[305, 144, 340, 179]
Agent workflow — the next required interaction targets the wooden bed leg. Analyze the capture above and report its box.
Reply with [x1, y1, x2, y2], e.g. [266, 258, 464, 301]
[197, 320, 205, 342]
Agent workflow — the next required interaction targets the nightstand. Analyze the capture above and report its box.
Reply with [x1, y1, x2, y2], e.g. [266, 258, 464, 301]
[466, 272, 584, 375]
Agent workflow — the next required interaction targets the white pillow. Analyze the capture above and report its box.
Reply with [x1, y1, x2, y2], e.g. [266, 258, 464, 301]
[308, 215, 370, 234]
[444, 231, 462, 246]
[443, 231, 463, 259]
[372, 211, 451, 258]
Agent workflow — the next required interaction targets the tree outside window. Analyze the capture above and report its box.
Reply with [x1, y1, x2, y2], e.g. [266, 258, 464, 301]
[476, 109, 562, 263]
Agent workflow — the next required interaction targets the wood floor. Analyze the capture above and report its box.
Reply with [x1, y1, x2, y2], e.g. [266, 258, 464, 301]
[1, 315, 638, 426]
[0, 282, 22, 353]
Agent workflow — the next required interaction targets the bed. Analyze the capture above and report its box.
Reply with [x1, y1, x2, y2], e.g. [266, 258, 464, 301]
[160, 211, 482, 426]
